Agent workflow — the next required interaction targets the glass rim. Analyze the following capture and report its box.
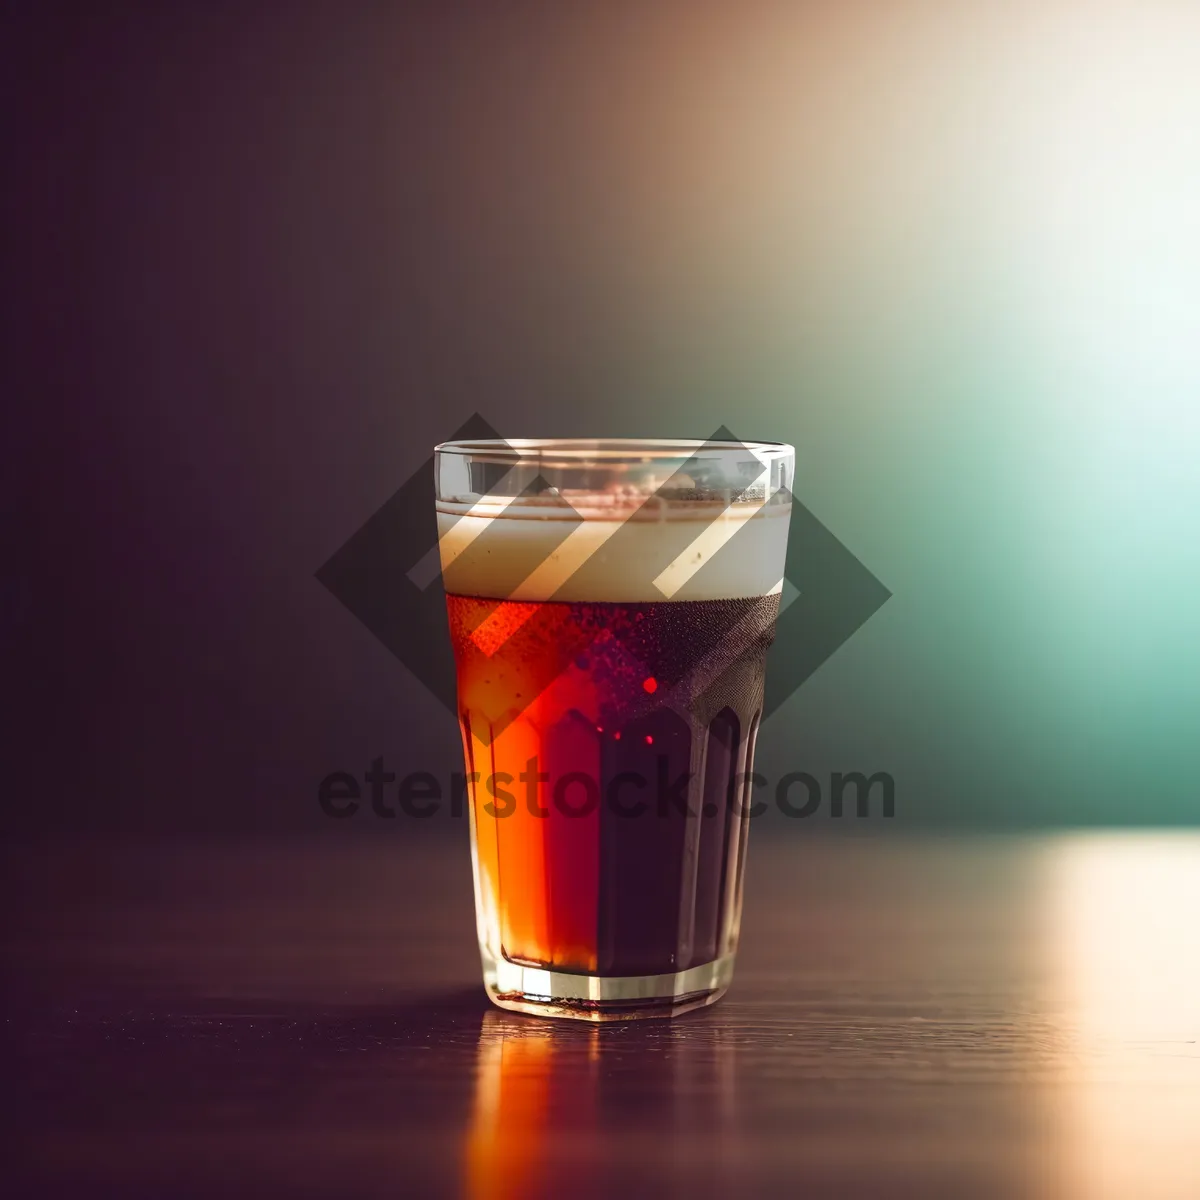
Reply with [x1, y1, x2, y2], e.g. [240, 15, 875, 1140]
[434, 437, 794, 468]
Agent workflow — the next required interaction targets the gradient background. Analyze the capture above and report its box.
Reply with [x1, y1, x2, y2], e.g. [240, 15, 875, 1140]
[4, 1, 1198, 834]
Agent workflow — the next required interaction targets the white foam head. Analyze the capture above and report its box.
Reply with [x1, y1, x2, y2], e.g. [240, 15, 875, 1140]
[437, 497, 791, 603]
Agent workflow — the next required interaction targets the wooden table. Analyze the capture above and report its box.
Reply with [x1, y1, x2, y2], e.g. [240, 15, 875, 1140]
[5, 832, 1199, 1198]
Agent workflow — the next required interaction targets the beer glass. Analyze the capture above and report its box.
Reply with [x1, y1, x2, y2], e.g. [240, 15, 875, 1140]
[435, 439, 793, 1019]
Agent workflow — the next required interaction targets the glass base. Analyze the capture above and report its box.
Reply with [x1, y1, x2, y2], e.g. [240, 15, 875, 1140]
[480, 947, 735, 1021]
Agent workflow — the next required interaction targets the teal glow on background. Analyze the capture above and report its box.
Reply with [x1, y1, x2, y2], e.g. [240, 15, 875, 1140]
[419, 3, 1200, 825]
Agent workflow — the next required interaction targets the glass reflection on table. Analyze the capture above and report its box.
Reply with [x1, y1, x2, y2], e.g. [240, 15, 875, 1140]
[465, 1010, 738, 1199]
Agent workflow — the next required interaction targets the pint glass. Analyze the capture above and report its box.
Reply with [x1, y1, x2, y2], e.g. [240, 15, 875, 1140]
[435, 439, 793, 1019]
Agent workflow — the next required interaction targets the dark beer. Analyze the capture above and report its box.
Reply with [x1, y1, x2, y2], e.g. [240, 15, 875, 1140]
[447, 591, 779, 977]
[436, 438, 793, 1019]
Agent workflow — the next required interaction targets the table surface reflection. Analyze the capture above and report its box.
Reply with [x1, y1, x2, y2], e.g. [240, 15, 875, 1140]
[5, 832, 1199, 1199]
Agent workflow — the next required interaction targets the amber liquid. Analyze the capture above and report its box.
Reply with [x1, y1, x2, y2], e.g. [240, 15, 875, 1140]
[447, 592, 778, 978]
